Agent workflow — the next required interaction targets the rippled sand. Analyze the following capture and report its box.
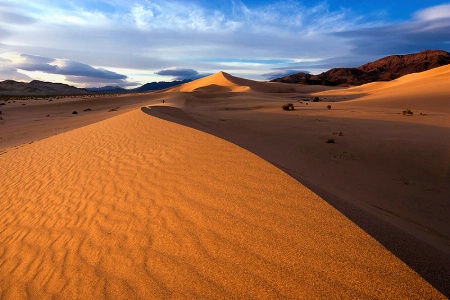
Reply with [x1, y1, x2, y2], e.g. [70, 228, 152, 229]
[0, 105, 443, 298]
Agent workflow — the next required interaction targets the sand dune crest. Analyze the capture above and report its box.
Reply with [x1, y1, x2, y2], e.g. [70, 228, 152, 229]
[177, 71, 310, 93]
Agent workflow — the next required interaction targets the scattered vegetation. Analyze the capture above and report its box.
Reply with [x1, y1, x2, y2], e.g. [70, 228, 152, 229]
[282, 103, 295, 111]
[326, 138, 335, 144]
[313, 96, 320, 102]
[72, 111, 78, 114]
[108, 106, 120, 112]
[83, 108, 92, 112]
[402, 109, 413, 116]
[327, 105, 332, 110]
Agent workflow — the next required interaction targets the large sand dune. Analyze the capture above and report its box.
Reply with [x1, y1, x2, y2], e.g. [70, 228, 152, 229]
[176, 71, 331, 94]
[0, 107, 443, 298]
[0, 70, 449, 298]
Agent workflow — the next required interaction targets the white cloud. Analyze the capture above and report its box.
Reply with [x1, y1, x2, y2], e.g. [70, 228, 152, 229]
[415, 4, 450, 21]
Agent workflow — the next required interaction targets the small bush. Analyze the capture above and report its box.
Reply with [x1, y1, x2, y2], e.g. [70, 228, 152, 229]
[72, 111, 78, 114]
[327, 105, 331, 110]
[402, 109, 413, 116]
[313, 96, 320, 102]
[326, 138, 335, 144]
[282, 103, 295, 111]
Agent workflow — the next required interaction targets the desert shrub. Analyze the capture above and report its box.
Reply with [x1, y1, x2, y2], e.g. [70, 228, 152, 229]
[282, 103, 295, 111]
[72, 111, 78, 114]
[313, 96, 320, 102]
[327, 105, 331, 110]
[402, 109, 413, 116]
[326, 138, 335, 143]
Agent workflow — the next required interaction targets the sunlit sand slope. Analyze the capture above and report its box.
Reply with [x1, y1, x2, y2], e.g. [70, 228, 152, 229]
[0, 107, 442, 298]
[317, 64, 450, 112]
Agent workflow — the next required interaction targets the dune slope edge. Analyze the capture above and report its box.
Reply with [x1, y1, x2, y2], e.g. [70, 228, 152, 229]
[0, 108, 442, 298]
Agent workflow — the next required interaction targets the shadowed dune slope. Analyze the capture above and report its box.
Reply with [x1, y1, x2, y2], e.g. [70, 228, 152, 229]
[317, 64, 450, 112]
[0, 107, 443, 298]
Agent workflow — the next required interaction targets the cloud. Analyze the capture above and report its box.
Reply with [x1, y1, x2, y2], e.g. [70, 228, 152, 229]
[415, 4, 450, 21]
[333, 5, 450, 56]
[156, 68, 198, 78]
[51, 59, 127, 79]
[0, 53, 133, 87]
[0, 0, 358, 70]
[0, 3, 35, 25]
[0, 65, 32, 81]
[155, 68, 209, 80]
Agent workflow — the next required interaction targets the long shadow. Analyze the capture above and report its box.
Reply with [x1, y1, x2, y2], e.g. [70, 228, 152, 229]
[141, 106, 450, 297]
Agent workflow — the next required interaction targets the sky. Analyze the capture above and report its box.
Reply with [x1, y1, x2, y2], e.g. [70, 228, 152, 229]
[1, 0, 450, 88]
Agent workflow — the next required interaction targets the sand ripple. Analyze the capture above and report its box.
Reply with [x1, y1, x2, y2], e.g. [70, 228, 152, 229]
[0, 108, 443, 298]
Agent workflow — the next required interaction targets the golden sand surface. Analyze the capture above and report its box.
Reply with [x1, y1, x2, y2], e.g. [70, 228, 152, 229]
[0, 69, 448, 298]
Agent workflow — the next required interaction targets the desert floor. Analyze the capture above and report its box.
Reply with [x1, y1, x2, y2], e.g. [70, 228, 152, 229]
[0, 69, 448, 298]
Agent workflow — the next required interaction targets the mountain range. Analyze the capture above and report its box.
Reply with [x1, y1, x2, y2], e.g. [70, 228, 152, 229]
[85, 79, 192, 93]
[1, 50, 450, 95]
[0, 80, 91, 96]
[0, 79, 193, 96]
[271, 50, 450, 86]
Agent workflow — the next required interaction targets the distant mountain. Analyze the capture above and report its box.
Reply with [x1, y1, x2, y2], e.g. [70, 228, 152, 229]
[272, 50, 450, 86]
[133, 79, 192, 92]
[86, 79, 193, 94]
[0, 78, 194, 96]
[0, 80, 91, 95]
[85, 86, 128, 93]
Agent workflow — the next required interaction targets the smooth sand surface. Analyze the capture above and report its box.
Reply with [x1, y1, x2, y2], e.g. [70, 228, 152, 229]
[0, 70, 448, 298]
[315, 64, 450, 113]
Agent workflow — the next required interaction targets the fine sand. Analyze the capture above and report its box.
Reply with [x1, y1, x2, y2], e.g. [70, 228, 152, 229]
[0, 69, 449, 298]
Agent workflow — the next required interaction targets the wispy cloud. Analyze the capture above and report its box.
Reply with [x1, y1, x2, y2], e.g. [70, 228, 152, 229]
[334, 6, 450, 56]
[414, 4, 450, 21]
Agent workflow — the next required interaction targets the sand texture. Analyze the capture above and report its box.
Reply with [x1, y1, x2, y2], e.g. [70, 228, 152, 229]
[0, 69, 449, 298]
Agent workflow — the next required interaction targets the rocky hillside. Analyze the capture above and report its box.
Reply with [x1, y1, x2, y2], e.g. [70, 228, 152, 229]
[0, 80, 91, 95]
[272, 50, 450, 86]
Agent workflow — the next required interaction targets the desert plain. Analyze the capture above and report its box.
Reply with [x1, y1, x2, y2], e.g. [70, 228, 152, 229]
[0, 67, 449, 298]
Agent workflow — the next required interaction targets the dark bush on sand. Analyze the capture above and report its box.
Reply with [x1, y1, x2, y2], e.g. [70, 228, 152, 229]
[282, 103, 295, 111]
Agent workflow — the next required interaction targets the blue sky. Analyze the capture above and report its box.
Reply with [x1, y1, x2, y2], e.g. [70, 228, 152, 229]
[1, 0, 450, 87]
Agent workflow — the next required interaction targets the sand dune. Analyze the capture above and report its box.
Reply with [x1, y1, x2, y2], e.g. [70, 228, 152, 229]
[176, 71, 331, 94]
[1, 69, 449, 298]
[316, 64, 450, 113]
[0, 106, 443, 298]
